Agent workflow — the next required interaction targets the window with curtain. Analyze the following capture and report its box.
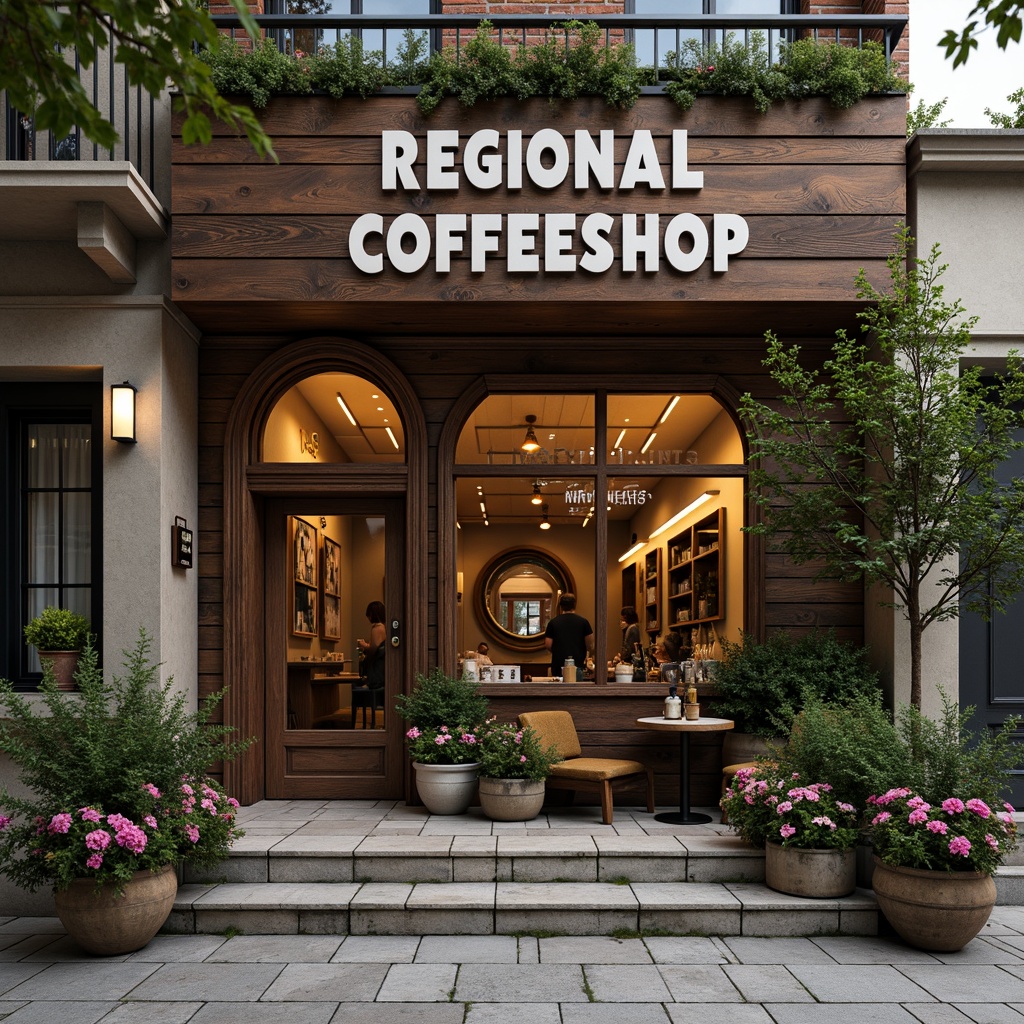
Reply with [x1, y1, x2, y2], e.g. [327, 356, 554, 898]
[1, 384, 102, 687]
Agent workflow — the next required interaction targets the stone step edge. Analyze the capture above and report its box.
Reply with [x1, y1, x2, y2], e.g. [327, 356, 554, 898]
[166, 881, 881, 938]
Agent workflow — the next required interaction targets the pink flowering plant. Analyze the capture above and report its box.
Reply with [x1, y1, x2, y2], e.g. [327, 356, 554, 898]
[396, 668, 489, 766]
[0, 630, 251, 894]
[721, 761, 860, 850]
[868, 788, 1017, 875]
[476, 720, 560, 781]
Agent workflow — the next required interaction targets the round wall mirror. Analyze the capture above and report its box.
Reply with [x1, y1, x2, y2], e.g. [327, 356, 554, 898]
[474, 548, 575, 651]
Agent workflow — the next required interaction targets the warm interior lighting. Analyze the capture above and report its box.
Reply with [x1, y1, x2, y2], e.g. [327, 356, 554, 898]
[385, 426, 400, 449]
[336, 392, 357, 426]
[539, 503, 551, 530]
[531, 482, 543, 505]
[640, 431, 657, 454]
[649, 490, 721, 540]
[612, 428, 627, 449]
[618, 540, 646, 563]
[659, 396, 680, 424]
[521, 414, 541, 453]
[111, 381, 137, 443]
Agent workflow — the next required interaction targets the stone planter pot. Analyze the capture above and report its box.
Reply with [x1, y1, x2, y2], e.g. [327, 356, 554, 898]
[413, 761, 481, 815]
[478, 777, 546, 821]
[765, 842, 856, 898]
[39, 650, 80, 691]
[871, 856, 997, 952]
[54, 863, 178, 956]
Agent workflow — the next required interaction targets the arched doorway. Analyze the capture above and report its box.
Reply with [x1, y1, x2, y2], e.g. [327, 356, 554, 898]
[221, 339, 427, 803]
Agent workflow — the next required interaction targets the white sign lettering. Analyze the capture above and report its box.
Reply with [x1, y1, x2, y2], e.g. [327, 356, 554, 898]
[352, 128, 745, 276]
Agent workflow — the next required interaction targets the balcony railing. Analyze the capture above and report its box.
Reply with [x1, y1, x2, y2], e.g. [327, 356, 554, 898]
[1, 35, 158, 192]
[1, 11, 906, 187]
[210, 12, 907, 69]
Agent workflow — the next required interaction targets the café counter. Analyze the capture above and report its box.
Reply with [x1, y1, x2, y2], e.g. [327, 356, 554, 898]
[478, 681, 725, 807]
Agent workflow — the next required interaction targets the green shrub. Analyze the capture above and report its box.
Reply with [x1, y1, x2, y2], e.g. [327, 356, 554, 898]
[395, 668, 489, 731]
[777, 691, 917, 811]
[712, 629, 878, 738]
[23, 607, 91, 651]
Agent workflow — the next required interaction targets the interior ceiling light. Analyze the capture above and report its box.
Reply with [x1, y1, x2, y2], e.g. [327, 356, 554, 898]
[384, 426, 400, 450]
[649, 490, 721, 540]
[612, 428, 627, 449]
[531, 482, 543, 505]
[336, 392, 357, 427]
[659, 395, 681, 424]
[539, 503, 551, 530]
[521, 414, 541, 453]
[618, 539, 646, 563]
[640, 431, 657, 455]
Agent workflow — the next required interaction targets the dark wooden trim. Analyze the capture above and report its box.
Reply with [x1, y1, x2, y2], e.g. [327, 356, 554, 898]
[222, 336, 428, 803]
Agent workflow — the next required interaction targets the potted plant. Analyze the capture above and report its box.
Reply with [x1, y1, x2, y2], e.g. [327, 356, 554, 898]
[23, 606, 91, 690]
[475, 720, 560, 822]
[863, 692, 1021, 952]
[0, 630, 251, 955]
[712, 629, 879, 762]
[721, 761, 861, 898]
[396, 668, 489, 815]
[868, 789, 1017, 952]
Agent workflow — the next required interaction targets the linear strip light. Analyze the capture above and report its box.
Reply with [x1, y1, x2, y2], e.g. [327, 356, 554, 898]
[385, 426, 400, 450]
[336, 392, 357, 426]
[618, 540, 646, 563]
[640, 431, 657, 455]
[659, 396, 680, 424]
[649, 490, 720, 540]
[612, 428, 627, 450]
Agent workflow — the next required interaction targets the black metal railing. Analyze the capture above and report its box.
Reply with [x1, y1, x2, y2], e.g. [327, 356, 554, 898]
[209, 12, 907, 69]
[1, 33, 157, 192]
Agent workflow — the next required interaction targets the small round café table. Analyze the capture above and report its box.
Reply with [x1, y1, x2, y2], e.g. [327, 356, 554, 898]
[636, 716, 735, 824]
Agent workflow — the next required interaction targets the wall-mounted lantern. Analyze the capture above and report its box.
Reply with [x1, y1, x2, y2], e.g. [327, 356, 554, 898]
[111, 381, 137, 443]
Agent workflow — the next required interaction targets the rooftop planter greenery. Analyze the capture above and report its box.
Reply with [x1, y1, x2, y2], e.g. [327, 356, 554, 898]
[199, 21, 907, 118]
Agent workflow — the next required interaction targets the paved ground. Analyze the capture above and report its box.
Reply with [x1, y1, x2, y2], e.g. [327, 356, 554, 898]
[6, 911, 1024, 1023]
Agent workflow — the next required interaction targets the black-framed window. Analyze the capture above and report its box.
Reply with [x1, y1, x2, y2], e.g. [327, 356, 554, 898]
[1, 384, 103, 688]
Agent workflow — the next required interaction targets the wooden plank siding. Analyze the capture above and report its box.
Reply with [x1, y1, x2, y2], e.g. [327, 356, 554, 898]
[174, 92, 905, 802]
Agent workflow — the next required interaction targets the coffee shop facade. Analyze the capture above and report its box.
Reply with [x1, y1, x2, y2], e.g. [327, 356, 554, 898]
[168, 11, 911, 808]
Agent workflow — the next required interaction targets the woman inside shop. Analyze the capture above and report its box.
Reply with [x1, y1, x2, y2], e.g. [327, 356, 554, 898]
[357, 600, 386, 691]
[613, 606, 642, 667]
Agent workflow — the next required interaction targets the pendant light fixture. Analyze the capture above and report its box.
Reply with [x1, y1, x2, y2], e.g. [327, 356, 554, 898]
[530, 482, 543, 505]
[521, 414, 541, 453]
[539, 503, 551, 530]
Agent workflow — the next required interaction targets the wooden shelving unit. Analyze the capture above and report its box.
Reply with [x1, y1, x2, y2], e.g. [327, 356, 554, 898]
[666, 508, 724, 630]
[644, 548, 662, 636]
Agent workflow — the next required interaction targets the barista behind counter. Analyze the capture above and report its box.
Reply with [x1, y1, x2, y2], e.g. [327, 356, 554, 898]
[544, 593, 594, 681]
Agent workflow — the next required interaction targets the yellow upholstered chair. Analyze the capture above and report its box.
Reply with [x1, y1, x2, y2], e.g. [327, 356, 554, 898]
[518, 710, 655, 825]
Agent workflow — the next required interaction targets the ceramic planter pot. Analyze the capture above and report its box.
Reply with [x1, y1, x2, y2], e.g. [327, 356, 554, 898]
[413, 761, 480, 815]
[871, 856, 997, 952]
[54, 863, 178, 956]
[478, 777, 546, 821]
[39, 651, 80, 691]
[764, 842, 857, 898]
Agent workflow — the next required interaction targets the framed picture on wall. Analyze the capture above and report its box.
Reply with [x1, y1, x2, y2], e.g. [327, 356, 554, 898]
[321, 534, 342, 640]
[291, 516, 318, 637]
[293, 516, 317, 587]
[293, 580, 317, 637]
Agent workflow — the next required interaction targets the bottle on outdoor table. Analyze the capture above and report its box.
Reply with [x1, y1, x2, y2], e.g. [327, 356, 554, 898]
[664, 684, 682, 720]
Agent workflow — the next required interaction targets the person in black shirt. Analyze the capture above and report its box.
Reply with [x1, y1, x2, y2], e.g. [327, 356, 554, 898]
[544, 592, 594, 676]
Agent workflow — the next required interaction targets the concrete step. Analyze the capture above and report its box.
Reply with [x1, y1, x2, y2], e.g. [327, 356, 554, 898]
[184, 833, 766, 886]
[167, 880, 881, 938]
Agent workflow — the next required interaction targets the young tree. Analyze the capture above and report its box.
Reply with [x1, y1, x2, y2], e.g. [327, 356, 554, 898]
[986, 87, 1024, 127]
[941, 1, 1023, 67]
[906, 93, 952, 137]
[740, 231, 1024, 710]
[0, 0, 275, 158]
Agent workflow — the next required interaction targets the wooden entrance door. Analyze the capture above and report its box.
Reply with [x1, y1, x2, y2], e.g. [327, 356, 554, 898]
[265, 497, 406, 799]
